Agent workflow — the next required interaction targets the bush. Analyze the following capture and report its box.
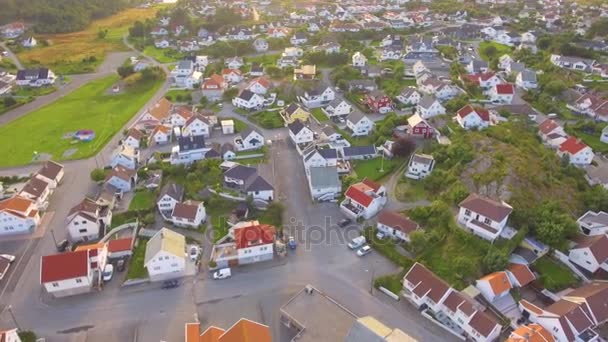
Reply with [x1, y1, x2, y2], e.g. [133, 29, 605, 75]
[18, 331, 37, 342]
[90, 168, 106, 182]
[3, 96, 17, 107]
[208, 260, 217, 268]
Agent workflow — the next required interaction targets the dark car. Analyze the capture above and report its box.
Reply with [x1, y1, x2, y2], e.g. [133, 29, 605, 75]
[116, 259, 126, 272]
[337, 218, 352, 227]
[57, 239, 69, 252]
[161, 280, 179, 289]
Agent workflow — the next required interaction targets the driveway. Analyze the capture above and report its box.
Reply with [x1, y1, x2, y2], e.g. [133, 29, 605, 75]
[0, 42, 23, 69]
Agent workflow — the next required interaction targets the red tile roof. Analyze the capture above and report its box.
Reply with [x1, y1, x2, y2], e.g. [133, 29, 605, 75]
[404, 262, 451, 304]
[361, 178, 382, 192]
[469, 310, 499, 338]
[480, 271, 512, 295]
[234, 223, 275, 249]
[457, 105, 490, 121]
[459, 193, 512, 222]
[495, 83, 515, 95]
[377, 210, 419, 234]
[538, 119, 559, 135]
[0, 196, 34, 214]
[345, 186, 373, 207]
[507, 263, 536, 287]
[559, 136, 589, 155]
[40, 250, 89, 283]
[107, 238, 133, 253]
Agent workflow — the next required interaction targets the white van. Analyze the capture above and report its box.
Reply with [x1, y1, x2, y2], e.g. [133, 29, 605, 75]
[213, 268, 232, 280]
[348, 236, 367, 250]
[547, 113, 558, 119]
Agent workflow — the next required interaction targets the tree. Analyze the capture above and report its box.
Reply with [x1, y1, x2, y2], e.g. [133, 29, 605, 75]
[544, 81, 566, 96]
[444, 95, 469, 113]
[3, 96, 17, 107]
[117, 65, 134, 78]
[129, 21, 146, 38]
[391, 137, 416, 158]
[222, 87, 239, 101]
[583, 185, 608, 212]
[199, 95, 208, 106]
[90, 168, 106, 182]
[483, 248, 509, 273]
[482, 45, 497, 59]
[530, 201, 578, 248]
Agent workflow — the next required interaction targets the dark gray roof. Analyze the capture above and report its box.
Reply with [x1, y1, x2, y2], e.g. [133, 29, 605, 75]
[343, 145, 376, 157]
[247, 176, 274, 192]
[224, 165, 257, 181]
[240, 127, 262, 140]
[309, 166, 340, 188]
[321, 125, 337, 136]
[418, 95, 437, 109]
[178, 134, 206, 152]
[177, 60, 193, 70]
[221, 142, 235, 154]
[520, 69, 537, 82]
[513, 246, 537, 263]
[318, 148, 337, 159]
[578, 211, 608, 227]
[159, 183, 184, 202]
[307, 84, 330, 97]
[288, 119, 306, 135]
[347, 111, 366, 124]
[238, 89, 256, 101]
[285, 103, 301, 115]
[509, 62, 525, 73]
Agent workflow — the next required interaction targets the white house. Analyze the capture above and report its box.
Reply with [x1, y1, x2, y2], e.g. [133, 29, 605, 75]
[0, 328, 21, 342]
[486, 83, 515, 104]
[290, 32, 308, 45]
[235, 128, 265, 151]
[149, 125, 171, 145]
[0, 196, 40, 235]
[170, 200, 206, 228]
[307, 166, 341, 201]
[22, 36, 37, 47]
[340, 178, 387, 219]
[578, 211, 608, 236]
[253, 38, 269, 52]
[157, 183, 184, 219]
[558, 137, 594, 165]
[15, 68, 55, 87]
[352, 52, 367, 68]
[396, 87, 421, 106]
[211, 221, 276, 268]
[550, 54, 595, 72]
[405, 154, 435, 180]
[455, 105, 491, 130]
[516, 70, 538, 90]
[299, 85, 335, 108]
[246, 77, 271, 95]
[568, 234, 608, 273]
[417, 95, 445, 119]
[105, 166, 137, 193]
[475, 271, 513, 302]
[346, 111, 374, 136]
[110, 145, 139, 170]
[170, 134, 210, 165]
[457, 194, 513, 242]
[232, 89, 265, 111]
[35, 160, 64, 189]
[225, 57, 244, 70]
[123, 128, 144, 150]
[223, 165, 274, 202]
[182, 114, 211, 138]
[222, 68, 243, 84]
[601, 126, 608, 144]
[66, 198, 112, 243]
[144, 228, 187, 281]
[287, 120, 314, 146]
[464, 73, 501, 89]
[303, 147, 338, 170]
[40, 249, 96, 297]
[19, 177, 51, 210]
[376, 210, 419, 242]
[323, 99, 351, 117]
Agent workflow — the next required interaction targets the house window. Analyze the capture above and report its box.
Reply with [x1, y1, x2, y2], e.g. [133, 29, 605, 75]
[171, 263, 178, 267]
[76, 278, 82, 284]
[464, 209, 471, 216]
[484, 218, 491, 225]
[79, 228, 87, 233]
[52, 282, 59, 287]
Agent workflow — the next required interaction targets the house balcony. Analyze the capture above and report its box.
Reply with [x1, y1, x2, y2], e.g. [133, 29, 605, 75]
[340, 200, 363, 219]
[210, 242, 239, 268]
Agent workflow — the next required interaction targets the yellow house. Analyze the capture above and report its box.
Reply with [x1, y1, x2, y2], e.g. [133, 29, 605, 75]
[282, 103, 310, 124]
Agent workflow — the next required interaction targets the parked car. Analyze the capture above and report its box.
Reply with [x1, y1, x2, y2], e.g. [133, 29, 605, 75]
[189, 246, 200, 261]
[356, 245, 372, 257]
[0, 255, 15, 262]
[338, 218, 352, 227]
[348, 236, 366, 250]
[288, 236, 296, 249]
[103, 264, 114, 282]
[116, 259, 125, 272]
[376, 231, 385, 240]
[213, 268, 232, 280]
[161, 279, 180, 289]
[57, 239, 69, 252]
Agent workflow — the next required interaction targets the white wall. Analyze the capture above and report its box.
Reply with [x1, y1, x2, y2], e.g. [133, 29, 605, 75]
[67, 215, 100, 242]
[145, 250, 185, 278]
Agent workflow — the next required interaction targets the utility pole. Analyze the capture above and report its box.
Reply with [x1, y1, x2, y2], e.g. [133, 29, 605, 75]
[50, 228, 58, 248]
[7, 306, 21, 331]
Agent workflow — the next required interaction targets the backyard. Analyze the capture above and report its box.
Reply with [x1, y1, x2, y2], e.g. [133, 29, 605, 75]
[128, 190, 157, 211]
[0, 74, 163, 167]
[353, 157, 402, 181]
[532, 256, 579, 291]
[311, 108, 329, 122]
[16, 6, 162, 74]
[206, 196, 239, 242]
[126, 238, 148, 280]
[143, 45, 184, 64]
[249, 110, 284, 129]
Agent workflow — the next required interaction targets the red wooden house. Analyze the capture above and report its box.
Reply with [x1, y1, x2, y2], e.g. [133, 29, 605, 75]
[365, 91, 394, 113]
[407, 113, 434, 139]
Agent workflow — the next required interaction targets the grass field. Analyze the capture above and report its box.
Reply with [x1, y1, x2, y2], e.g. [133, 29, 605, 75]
[17, 7, 162, 74]
[127, 239, 149, 280]
[0, 74, 163, 167]
[353, 158, 401, 181]
[250, 110, 284, 129]
[478, 41, 513, 63]
[129, 190, 156, 211]
[143, 45, 184, 64]
[533, 256, 579, 291]
[311, 108, 329, 122]
[0, 98, 32, 116]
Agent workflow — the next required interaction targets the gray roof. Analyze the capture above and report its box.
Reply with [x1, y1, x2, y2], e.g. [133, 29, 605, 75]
[472, 59, 488, 69]
[304, 147, 337, 162]
[321, 126, 337, 136]
[159, 183, 184, 202]
[309, 166, 340, 189]
[221, 142, 235, 154]
[512, 246, 537, 264]
[411, 153, 434, 165]
[240, 127, 262, 140]
[510, 62, 526, 73]
[343, 146, 376, 157]
[327, 98, 346, 108]
[224, 165, 257, 181]
[520, 69, 537, 82]
[288, 120, 307, 135]
[246, 176, 274, 192]
[347, 111, 366, 124]
[418, 95, 437, 109]
[238, 89, 256, 101]
[578, 211, 608, 227]
[285, 103, 302, 115]
[178, 134, 206, 152]
[177, 60, 193, 70]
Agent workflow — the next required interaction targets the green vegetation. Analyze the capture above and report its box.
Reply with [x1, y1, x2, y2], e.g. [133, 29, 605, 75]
[206, 195, 238, 242]
[151, 159, 224, 199]
[164, 89, 193, 103]
[129, 190, 156, 211]
[479, 41, 513, 69]
[235, 156, 266, 165]
[533, 256, 579, 291]
[143, 45, 184, 64]
[254, 202, 285, 229]
[250, 110, 284, 129]
[0, 73, 163, 167]
[363, 227, 414, 270]
[311, 108, 329, 122]
[18, 331, 37, 342]
[353, 158, 402, 181]
[127, 239, 149, 280]
[0, 58, 17, 73]
[0, 97, 31, 116]
[374, 273, 404, 294]
[395, 178, 428, 202]
[436, 45, 458, 60]
[12, 85, 57, 97]
[565, 121, 608, 154]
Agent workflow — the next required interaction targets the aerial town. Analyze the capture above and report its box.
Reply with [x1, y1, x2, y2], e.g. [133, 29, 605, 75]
[1, 0, 608, 341]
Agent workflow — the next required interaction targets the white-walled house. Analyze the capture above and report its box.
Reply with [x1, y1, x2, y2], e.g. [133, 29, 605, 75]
[40, 249, 96, 297]
[149, 125, 171, 145]
[486, 83, 515, 104]
[19, 177, 51, 210]
[15, 68, 55, 87]
[396, 87, 421, 106]
[405, 154, 435, 180]
[35, 160, 64, 189]
[66, 198, 112, 243]
[105, 166, 137, 193]
[0, 196, 40, 235]
[558, 137, 594, 166]
[299, 85, 335, 108]
[232, 89, 265, 111]
[169, 200, 206, 228]
[323, 99, 351, 117]
[303, 147, 338, 170]
[516, 70, 538, 90]
[307, 166, 341, 201]
[340, 178, 387, 219]
[181, 115, 211, 138]
[235, 128, 265, 151]
[211, 221, 276, 268]
[377, 210, 419, 242]
[170, 134, 210, 165]
[144, 228, 187, 281]
[601, 126, 608, 144]
[417, 95, 445, 119]
[110, 145, 139, 170]
[568, 234, 608, 273]
[476, 271, 513, 302]
[352, 51, 367, 67]
[346, 111, 374, 136]
[287, 120, 314, 146]
[457, 193, 513, 242]
[578, 211, 608, 236]
[455, 105, 491, 130]
[157, 183, 184, 219]
[123, 128, 144, 150]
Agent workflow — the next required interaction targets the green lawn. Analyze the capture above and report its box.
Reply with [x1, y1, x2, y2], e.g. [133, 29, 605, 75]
[143, 45, 184, 63]
[206, 197, 238, 242]
[0, 74, 163, 167]
[533, 256, 579, 291]
[127, 239, 148, 280]
[0, 58, 17, 72]
[235, 156, 266, 165]
[374, 273, 404, 294]
[129, 190, 157, 211]
[478, 41, 513, 62]
[311, 108, 329, 122]
[353, 158, 402, 181]
[235, 146, 267, 157]
[164, 89, 192, 103]
[565, 123, 608, 154]
[12, 86, 58, 97]
[250, 110, 284, 129]
[395, 178, 429, 202]
[0, 97, 32, 116]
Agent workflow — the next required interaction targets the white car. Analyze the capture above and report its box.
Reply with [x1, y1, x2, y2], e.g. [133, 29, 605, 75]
[189, 246, 200, 261]
[0, 255, 15, 262]
[103, 264, 114, 282]
[213, 268, 232, 280]
[357, 245, 372, 257]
